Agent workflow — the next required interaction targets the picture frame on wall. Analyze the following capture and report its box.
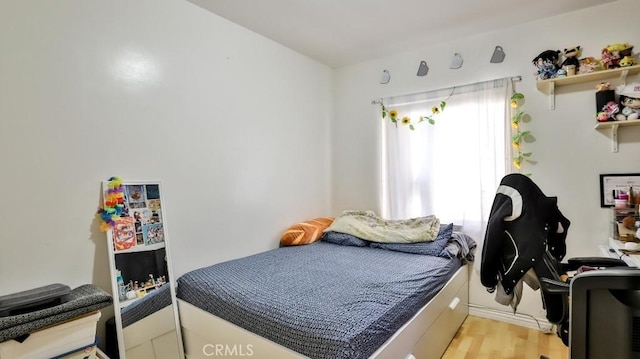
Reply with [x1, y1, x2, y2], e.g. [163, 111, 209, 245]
[599, 173, 640, 207]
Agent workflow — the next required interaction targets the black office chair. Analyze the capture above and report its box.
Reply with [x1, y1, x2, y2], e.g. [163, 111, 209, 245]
[533, 249, 626, 345]
[569, 268, 640, 359]
[481, 173, 627, 349]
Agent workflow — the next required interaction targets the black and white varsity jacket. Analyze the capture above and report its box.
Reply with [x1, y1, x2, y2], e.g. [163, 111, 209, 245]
[480, 174, 570, 295]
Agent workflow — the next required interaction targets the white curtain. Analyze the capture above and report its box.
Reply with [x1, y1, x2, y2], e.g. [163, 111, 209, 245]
[381, 78, 513, 244]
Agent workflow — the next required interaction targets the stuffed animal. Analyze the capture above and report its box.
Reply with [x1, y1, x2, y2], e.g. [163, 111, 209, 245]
[532, 50, 561, 80]
[617, 97, 640, 121]
[561, 46, 581, 74]
[596, 111, 610, 122]
[619, 56, 636, 67]
[602, 43, 633, 69]
[615, 83, 640, 121]
[578, 57, 602, 74]
[601, 101, 620, 120]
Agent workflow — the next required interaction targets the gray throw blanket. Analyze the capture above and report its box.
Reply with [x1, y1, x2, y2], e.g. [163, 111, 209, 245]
[0, 284, 112, 343]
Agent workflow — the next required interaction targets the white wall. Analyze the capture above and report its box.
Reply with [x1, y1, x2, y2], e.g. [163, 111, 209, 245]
[332, 0, 640, 323]
[0, 0, 332, 346]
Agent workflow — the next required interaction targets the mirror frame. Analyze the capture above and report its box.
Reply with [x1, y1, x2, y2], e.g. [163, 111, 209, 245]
[103, 180, 184, 358]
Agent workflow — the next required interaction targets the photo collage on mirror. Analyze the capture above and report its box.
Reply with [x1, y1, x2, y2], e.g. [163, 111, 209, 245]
[112, 184, 165, 252]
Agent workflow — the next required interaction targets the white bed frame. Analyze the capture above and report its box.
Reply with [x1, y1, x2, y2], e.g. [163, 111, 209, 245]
[177, 264, 469, 359]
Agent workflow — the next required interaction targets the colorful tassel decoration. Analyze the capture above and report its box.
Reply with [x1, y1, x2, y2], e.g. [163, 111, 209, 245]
[97, 176, 124, 232]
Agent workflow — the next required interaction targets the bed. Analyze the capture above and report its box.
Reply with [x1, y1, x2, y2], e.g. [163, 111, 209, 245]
[176, 220, 475, 359]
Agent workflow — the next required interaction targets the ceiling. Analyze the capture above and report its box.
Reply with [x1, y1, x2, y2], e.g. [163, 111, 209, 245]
[187, 0, 615, 68]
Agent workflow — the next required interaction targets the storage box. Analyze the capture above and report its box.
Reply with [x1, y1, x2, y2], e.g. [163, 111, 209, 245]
[0, 311, 101, 359]
[595, 89, 615, 113]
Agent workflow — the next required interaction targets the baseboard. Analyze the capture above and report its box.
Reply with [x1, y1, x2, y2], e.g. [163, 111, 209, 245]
[469, 306, 554, 333]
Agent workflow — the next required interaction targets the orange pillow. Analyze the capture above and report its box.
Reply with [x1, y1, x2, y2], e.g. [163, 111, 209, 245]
[280, 217, 334, 246]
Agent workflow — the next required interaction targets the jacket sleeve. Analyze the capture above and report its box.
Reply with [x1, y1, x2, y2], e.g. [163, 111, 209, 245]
[547, 207, 570, 261]
[480, 193, 513, 290]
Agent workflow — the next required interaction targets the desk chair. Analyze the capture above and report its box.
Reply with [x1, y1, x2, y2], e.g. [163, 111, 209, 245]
[569, 268, 640, 359]
[480, 173, 628, 352]
[533, 250, 626, 345]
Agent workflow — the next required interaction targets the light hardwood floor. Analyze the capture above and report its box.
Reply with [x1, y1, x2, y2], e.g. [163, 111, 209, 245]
[441, 316, 569, 359]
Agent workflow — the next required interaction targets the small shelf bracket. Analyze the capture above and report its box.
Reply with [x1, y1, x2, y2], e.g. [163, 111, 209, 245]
[611, 124, 619, 153]
[548, 82, 555, 110]
[620, 69, 629, 86]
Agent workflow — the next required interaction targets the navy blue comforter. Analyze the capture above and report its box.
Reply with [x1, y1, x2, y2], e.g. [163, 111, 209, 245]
[177, 241, 462, 359]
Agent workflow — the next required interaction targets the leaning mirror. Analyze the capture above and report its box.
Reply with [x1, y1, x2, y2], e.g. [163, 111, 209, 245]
[102, 180, 184, 359]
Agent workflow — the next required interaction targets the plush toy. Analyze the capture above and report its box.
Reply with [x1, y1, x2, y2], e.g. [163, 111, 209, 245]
[602, 43, 633, 69]
[615, 83, 640, 121]
[602, 101, 620, 120]
[595, 101, 619, 122]
[596, 111, 610, 122]
[560, 46, 581, 74]
[619, 56, 636, 67]
[578, 57, 602, 74]
[532, 50, 561, 80]
[618, 97, 640, 121]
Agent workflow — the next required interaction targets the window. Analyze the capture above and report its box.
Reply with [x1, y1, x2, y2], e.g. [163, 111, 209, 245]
[381, 78, 513, 241]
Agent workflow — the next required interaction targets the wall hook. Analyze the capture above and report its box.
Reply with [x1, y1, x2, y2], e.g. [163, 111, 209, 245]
[380, 69, 390, 84]
[490, 46, 506, 63]
[450, 53, 463, 69]
[417, 61, 429, 76]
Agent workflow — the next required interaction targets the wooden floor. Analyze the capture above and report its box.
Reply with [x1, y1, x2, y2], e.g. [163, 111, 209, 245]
[441, 316, 569, 359]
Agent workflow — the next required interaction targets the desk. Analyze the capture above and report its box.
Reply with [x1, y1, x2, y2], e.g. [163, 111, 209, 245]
[600, 237, 640, 267]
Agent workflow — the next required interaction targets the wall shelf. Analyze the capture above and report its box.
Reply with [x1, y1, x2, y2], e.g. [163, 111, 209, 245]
[594, 119, 640, 152]
[536, 65, 640, 110]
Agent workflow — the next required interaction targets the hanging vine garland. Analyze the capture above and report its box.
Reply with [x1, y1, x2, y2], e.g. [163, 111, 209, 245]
[510, 92, 534, 174]
[379, 90, 451, 130]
